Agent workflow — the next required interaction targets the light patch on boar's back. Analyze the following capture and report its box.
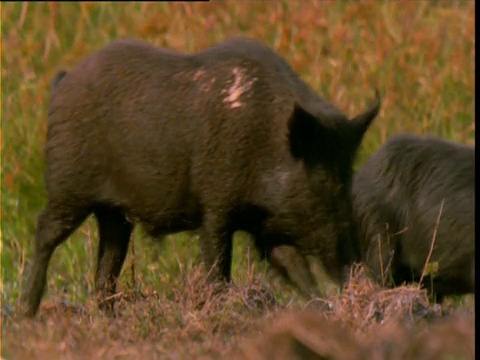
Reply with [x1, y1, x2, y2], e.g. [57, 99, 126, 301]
[201, 78, 216, 93]
[193, 68, 216, 93]
[222, 67, 257, 109]
[193, 69, 206, 81]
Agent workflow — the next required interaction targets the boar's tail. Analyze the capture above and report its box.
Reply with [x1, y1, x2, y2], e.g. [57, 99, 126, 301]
[51, 70, 68, 90]
[350, 89, 381, 146]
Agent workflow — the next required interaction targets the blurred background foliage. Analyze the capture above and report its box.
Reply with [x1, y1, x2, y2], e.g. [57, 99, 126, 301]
[1, 1, 475, 310]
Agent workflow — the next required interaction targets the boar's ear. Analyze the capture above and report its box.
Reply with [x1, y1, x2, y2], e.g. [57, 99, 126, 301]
[288, 102, 323, 161]
[349, 89, 381, 148]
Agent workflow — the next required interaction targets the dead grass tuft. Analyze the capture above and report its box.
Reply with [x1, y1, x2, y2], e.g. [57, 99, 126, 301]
[325, 264, 442, 333]
[236, 264, 474, 360]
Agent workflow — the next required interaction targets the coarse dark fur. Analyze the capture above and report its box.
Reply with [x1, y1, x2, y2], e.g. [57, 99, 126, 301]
[352, 133, 475, 300]
[21, 37, 380, 317]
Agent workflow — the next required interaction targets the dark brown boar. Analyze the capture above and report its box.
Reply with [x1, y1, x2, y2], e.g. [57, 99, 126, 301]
[21, 37, 380, 316]
[352, 133, 475, 301]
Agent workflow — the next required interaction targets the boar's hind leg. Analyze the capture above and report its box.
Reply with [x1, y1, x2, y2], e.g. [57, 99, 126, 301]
[94, 206, 132, 314]
[22, 203, 90, 317]
[268, 245, 319, 298]
[199, 211, 234, 285]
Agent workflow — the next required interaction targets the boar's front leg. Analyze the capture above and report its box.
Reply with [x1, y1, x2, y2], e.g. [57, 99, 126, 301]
[268, 245, 320, 298]
[199, 210, 234, 285]
[94, 206, 133, 314]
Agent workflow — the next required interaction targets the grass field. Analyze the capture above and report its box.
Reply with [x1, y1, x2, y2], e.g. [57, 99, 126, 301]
[1, 1, 475, 359]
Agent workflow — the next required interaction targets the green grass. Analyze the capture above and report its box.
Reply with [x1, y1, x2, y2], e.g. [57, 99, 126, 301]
[1, 2, 475, 358]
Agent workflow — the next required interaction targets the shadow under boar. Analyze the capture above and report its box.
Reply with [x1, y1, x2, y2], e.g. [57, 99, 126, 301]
[22, 37, 380, 317]
[352, 133, 475, 301]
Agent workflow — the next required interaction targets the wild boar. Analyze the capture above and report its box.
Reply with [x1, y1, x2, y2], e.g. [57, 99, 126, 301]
[21, 37, 380, 317]
[352, 133, 475, 300]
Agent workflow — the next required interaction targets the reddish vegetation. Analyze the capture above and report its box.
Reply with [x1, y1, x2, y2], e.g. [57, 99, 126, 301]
[3, 265, 474, 359]
[236, 265, 475, 360]
[237, 308, 474, 360]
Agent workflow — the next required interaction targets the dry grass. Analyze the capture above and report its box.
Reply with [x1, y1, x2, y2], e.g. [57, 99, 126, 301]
[237, 306, 474, 360]
[2, 266, 281, 359]
[4, 265, 473, 359]
[236, 265, 475, 360]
